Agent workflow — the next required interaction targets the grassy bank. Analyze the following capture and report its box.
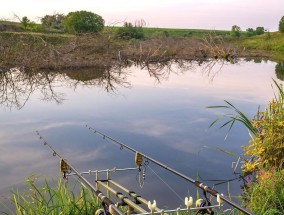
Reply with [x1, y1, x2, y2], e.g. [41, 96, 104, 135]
[1, 22, 284, 70]
[0, 30, 239, 71]
[238, 32, 284, 61]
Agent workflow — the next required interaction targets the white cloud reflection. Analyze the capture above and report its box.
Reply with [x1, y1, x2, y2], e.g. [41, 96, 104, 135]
[130, 119, 179, 137]
[0, 60, 282, 208]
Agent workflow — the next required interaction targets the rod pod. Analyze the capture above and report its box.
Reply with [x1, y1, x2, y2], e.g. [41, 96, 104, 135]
[86, 126, 255, 215]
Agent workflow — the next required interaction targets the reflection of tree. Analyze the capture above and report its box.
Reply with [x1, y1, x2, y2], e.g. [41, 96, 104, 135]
[199, 60, 226, 81]
[120, 59, 230, 83]
[0, 66, 130, 110]
[275, 63, 284, 81]
[64, 66, 131, 92]
[0, 58, 232, 110]
[0, 67, 64, 110]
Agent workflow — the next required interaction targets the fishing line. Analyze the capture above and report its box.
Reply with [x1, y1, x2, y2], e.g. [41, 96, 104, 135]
[36, 130, 124, 215]
[147, 165, 184, 203]
[101, 131, 147, 188]
[86, 125, 255, 215]
[197, 173, 240, 186]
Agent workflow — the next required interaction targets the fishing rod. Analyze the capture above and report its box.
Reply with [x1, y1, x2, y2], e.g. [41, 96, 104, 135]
[86, 125, 255, 215]
[36, 131, 124, 215]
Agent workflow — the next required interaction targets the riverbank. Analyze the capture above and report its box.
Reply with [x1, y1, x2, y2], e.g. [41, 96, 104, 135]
[238, 32, 284, 62]
[0, 29, 283, 72]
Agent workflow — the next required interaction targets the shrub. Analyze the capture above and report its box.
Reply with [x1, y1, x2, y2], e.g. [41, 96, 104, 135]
[255, 27, 265, 35]
[41, 13, 65, 31]
[21, 16, 30, 30]
[63, 10, 104, 34]
[246, 28, 255, 37]
[116, 22, 145, 40]
[230, 25, 241, 38]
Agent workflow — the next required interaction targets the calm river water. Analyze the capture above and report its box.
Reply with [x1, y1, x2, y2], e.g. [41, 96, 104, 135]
[0, 59, 283, 210]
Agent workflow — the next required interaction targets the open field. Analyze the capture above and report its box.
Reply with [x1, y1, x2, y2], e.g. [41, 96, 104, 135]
[142, 27, 230, 38]
[107, 26, 231, 38]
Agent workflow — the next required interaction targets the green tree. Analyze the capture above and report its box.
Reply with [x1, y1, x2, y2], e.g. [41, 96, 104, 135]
[246, 28, 255, 37]
[116, 22, 144, 40]
[230, 25, 241, 38]
[279, 16, 284, 32]
[20, 16, 39, 31]
[21, 16, 30, 30]
[255, 26, 265, 35]
[63, 11, 104, 34]
[41, 13, 65, 31]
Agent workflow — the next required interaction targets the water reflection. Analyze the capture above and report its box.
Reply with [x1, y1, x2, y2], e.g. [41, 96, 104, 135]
[0, 59, 282, 211]
[275, 63, 284, 81]
[0, 66, 130, 110]
[0, 59, 238, 110]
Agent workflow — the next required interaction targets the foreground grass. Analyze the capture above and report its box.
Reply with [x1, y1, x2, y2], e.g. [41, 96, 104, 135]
[1, 175, 100, 215]
[1, 174, 244, 215]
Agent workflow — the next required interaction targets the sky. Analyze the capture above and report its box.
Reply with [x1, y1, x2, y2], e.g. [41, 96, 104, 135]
[0, 0, 284, 31]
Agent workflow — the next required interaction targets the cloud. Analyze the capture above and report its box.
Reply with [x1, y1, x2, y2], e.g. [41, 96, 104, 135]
[129, 119, 180, 137]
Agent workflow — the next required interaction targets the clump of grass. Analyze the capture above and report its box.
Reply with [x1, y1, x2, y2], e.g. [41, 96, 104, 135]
[3, 174, 100, 215]
[243, 170, 284, 214]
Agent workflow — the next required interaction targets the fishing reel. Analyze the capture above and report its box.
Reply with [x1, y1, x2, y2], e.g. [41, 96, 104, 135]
[195, 198, 214, 214]
[195, 190, 214, 215]
[95, 209, 105, 215]
[95, 202, 112, 215]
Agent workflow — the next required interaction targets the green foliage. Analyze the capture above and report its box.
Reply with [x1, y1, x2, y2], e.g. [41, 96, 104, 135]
[255, 27, 265, 35]
[21, 16, 30, 30]
[243, 170, 284, 214]
[245, 27, 265, 37]
[151, 30, 170, 38]
[19, 16, 41, 32]
[246, 28, 255, 37]
[230, 25, 241, 38]
[7, 175, 100, 214]
[41, 13, 65, 31]
[207, 100, 256, 139]
[208, 80, 284, 214]
[141, 27, 230, 38]
[279, 16, 284, 33]
[63, 10, 104, 34]
[242, 80, 284, 173]
[208, 80, 284, 172]
[116, 22, 145, 40]
[240, 32, 284, 60]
